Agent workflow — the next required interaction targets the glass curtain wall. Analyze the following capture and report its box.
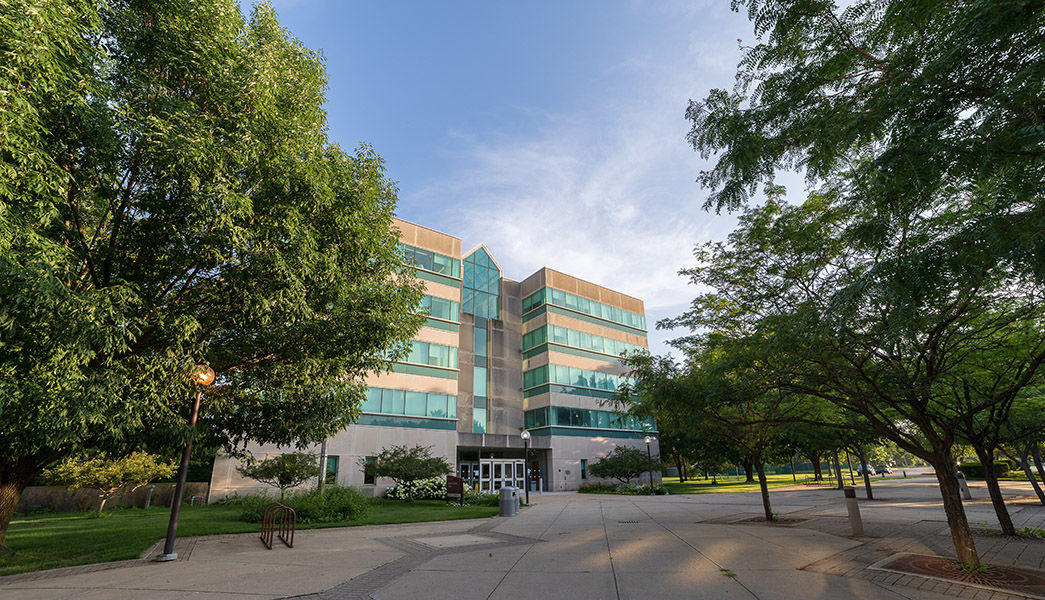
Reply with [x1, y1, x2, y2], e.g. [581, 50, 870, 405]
[463, 247, 500, 433]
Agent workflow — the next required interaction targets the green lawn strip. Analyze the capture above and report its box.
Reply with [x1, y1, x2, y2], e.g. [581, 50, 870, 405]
[2, 500, 497, 577]
[662, 474, 810, 495]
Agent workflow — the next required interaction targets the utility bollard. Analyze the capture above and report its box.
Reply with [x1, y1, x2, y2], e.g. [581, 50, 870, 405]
[955, 470, 972, 500]
[144, 484, 156, 509]
[843, 486, 864, 537]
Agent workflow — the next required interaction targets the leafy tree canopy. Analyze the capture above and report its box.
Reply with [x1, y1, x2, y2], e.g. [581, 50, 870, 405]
[0, 0, 424, 547]
[688, 0, 1045, 279]
[44, 451, 175, 515]
[588, 445, 660, 484]
[236, 452, 320, 501]
[362, 445, 452, 487]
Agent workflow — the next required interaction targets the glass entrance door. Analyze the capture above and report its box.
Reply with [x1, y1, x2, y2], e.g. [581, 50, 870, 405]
[467, 459, 525, 492]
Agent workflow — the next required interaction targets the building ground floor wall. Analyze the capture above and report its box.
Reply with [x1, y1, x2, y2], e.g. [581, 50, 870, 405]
[208, 426, 660, 502]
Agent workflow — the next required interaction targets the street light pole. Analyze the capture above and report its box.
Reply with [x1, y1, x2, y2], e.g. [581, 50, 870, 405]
[157, 365, 214, 562]
[521, 430, 531, 505]
[645, 435, 654, 495]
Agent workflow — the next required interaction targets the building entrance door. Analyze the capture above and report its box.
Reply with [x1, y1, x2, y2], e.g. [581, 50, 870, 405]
[459, 459, 524, 492]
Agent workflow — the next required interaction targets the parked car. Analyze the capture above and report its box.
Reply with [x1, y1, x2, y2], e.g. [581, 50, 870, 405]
[879, 466, 894, 474]
[856, 464, 877, 476]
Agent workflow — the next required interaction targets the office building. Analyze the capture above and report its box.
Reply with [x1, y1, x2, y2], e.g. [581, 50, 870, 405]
[209, 219, 658, 497]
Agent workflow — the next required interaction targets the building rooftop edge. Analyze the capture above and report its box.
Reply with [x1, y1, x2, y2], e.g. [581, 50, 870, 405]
[523, 267, 645, 307]
[392, 217, 461, 242]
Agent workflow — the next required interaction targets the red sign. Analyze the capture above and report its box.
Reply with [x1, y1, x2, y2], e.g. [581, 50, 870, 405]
[446, 476, 464, 495]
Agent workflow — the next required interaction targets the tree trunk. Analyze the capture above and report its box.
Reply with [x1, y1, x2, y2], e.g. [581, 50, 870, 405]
[0, 457, 46, 549]
[930, 454, 981, 567]
[811, 451, 823, 481]
[832, 450, 843, 489]
[1018, 455, 1045, 505]
[859, 452, 874, 500]
[974, 447, 1016, 536]
[675, 455, 686, 483]
[96, 497, 107, 517]
[845, 450, 856, 485]
[754, 461, 773, 521]
[743, 461, 755, 483]
[1033, 445, 1045, 484]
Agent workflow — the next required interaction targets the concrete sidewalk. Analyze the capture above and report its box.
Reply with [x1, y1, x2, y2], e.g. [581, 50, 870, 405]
[2, 476, 1043, 600]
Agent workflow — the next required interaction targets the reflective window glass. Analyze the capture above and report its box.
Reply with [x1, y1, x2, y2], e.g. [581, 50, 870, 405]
[474, 366, 488, 397]
[405, 391, 426, 416]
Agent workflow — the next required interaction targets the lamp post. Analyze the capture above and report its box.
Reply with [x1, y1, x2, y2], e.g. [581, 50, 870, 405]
[520, 430, 531, 505]
[157, 364, 215, 562]
[645, 435, 654, 495]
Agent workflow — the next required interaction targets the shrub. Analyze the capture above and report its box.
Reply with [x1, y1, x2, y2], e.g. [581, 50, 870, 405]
[238, 485, 369, 524]
[462, 491, 500, 506]
[960, 461, 1011, 479]
[578, 483, 617, 494]
[578, 482, 667, 495]
[386, 476, 447, 500]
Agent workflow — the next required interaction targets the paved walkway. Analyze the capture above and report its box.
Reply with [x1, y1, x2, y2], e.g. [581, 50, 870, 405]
[2, 475, 1044, 599]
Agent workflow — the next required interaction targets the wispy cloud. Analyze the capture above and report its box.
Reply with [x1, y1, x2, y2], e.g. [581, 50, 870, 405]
[409, 6, 757, 355]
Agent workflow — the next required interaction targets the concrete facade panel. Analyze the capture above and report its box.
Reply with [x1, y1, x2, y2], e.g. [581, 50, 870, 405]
[423, 279, 461, 302]
[523, 350, 630, 376]
[364, 371, 458, 395]
[549, 437, 661, 491]
[412, 325, 460, 347]
[393, 218, 461, 258]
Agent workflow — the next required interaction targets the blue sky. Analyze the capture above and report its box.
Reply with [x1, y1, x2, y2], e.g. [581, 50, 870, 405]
[247, 1, 783, 356]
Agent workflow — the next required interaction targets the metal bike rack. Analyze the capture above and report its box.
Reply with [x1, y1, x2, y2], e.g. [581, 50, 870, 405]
[260, 502, 296, 549]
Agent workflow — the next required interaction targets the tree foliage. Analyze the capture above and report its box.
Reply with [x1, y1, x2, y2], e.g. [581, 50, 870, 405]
[44, 452, 175, 515]
[588, 445, 660, 484]
[362, 445, 452, 489]
[0, 0, 424, 548]
[236, 452, 321, 501]
[688, 0, 1045, 282]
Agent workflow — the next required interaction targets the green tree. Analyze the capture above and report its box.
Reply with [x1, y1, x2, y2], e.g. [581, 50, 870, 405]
[668, 197, 1045, 566]
[687, 0, 1045, 281]
[44, 452, 176, 516]
[588, 445, 659, 484]
[0, 0, 425, 548]
[236, 452, 320, 501]
[362, 445, 452, 489]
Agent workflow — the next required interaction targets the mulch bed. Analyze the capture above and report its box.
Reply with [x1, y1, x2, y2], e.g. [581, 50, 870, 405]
[874, 553, 1045, 598]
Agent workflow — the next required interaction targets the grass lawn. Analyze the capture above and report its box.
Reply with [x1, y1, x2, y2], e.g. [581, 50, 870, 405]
[2, 499, 497, 577]
[662, 473, 812, 495]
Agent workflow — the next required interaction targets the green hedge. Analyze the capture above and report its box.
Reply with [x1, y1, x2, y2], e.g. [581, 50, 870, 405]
[960, 461, 1011, 479]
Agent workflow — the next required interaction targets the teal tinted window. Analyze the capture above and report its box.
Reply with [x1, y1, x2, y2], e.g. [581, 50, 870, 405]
[463, 247, 500, 319]
[400, 341, 458, 369]
[524, 406, 654, 431]
[400, 243, 461, 278]
[473, 408, 488, 433]
[421, 295, 460, 322]
[475, 327, 488, 357]
[525, 324, 645, 357]
[522, 364, 632, 391]
[365, 387, 458, 419]
[405, 391, 426, 416]
[363, 388, 381, 413]
[521, 287, 646, 330]
[474, 366, 488, 397]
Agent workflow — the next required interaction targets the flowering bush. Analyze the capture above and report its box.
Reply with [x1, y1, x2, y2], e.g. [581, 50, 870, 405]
[386, 476, 447, 500]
